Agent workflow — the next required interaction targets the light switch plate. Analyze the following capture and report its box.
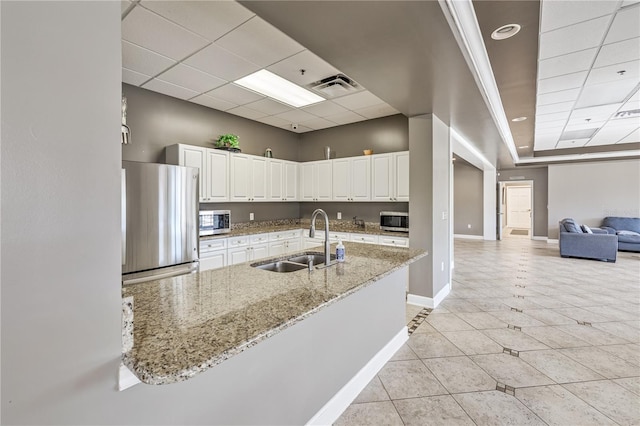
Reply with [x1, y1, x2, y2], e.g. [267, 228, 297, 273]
[250, 213, 254, 221]
[337, 212, 342, 220]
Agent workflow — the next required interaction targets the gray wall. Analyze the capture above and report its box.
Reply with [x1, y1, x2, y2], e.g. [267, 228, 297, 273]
[498, 167, 548, 237]
[453, 160, 483, 236]
[548, 159, 640, 239]
[202, 202, 300, 224]
[300, 202, 408, 223]
[122, 83, 301, 163]
[298, 114, 408, 161]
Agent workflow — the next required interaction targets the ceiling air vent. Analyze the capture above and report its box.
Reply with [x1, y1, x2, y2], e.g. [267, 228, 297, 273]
[560, 128, 599, 140]
[309, 74, 361, 98]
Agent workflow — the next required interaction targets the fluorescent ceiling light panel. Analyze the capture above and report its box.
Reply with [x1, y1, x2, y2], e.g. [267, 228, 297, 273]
[234, 69, 324, 108]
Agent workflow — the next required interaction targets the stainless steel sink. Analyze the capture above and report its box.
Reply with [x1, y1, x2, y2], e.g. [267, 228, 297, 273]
[251, 252, 337, 273]
[255, 261, 308, 272]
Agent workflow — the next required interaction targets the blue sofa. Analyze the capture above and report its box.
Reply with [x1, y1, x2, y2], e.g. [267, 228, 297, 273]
[601, 217, 640, 252]
[559, 218, 618, 262]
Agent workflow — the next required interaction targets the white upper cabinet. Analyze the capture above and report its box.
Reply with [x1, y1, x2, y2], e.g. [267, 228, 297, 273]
[166, 144, 229, 202]
[230, 154, 267, 202]
[300, 160, 332, 201]
[268, 159, 298, 201]
[332, 156, 371, 201]
[371, 151, 409, 202]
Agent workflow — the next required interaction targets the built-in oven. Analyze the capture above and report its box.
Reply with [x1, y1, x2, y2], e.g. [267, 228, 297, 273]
[380, 211, 409, 233]
[199, 210, 230, 236]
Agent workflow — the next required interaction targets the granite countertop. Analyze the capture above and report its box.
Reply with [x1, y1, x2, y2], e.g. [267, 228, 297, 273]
[121, 242, 426, 385]
[201, 219, 410, 240]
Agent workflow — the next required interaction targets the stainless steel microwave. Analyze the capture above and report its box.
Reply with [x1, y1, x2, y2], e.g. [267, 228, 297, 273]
[380, 211, 409, 232]
[199, 210, 230, 236]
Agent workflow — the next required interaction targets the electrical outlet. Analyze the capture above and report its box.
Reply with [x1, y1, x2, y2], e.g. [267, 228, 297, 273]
[441, 262, 444, 271]
[442, 211, 448, 220]
[337, 212, 342, 220]
[468, 224, 472, 229]
[249, 213, 254, 221]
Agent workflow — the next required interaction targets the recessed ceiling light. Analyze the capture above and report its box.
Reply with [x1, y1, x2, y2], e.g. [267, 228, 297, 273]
[234, 69, 324, 108]
[518, 145, 529, 149]
[491, 24, 521, 40]
[511, 116, 527, 122]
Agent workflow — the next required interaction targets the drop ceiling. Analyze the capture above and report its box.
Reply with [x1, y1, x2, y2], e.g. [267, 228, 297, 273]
[121, 0, 399, 134]
[122, 0, 639, 168]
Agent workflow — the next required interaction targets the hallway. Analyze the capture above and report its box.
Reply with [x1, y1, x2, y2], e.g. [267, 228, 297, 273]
[336, 238, 640, 425]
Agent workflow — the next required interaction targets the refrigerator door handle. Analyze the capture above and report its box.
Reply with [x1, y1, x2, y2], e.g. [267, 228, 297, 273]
[122, 263, 199, 286]
[122, 169, 126, 266]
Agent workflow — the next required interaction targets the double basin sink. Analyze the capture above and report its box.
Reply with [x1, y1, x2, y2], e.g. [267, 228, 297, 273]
[251, 252, 336, 273]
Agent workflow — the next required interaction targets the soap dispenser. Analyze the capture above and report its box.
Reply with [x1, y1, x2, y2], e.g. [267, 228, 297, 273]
[336, 239, 345, 263]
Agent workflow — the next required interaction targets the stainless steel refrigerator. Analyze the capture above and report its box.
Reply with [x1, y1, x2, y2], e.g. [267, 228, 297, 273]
[122, 161, 199, 284]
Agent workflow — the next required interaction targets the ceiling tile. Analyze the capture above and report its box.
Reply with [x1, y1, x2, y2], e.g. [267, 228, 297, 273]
[122, 40, 175, 77]
[540, 1, 618, 33]
[593, 37, 640, 68]
[537, 49, 597, 79]
[243, 98, 292, 115]
[333, 91, 384, 110]
[122, 6, 210, 61]
[142, 79, 199, 100]
[156, 64, 226, 93]
[267, 50, 340, 87]
[564, 120, 606, 131]
[617, 127, 640, 143]
[189, 94, 237, 111]
[535, 119, 567, 130]
[121, 1, 133, 16]
[324, 110, 367, 125]
[604, 6, 640, 44]
[534, 134, 561, 150]
[207, 83, 264, 105]
[256, 116, 291, 129]
[299, 117, 337, 130]
[356, 103, 399, 119]
[536, 111, 572, 123]
[622, 0, 640, 6]
[536, 101, 575, 115]
[588, 121, 639, 145]
[575, 79, 638, 108]
[539, 16, 610, 60]
[538, 71, 588, 94]
[556, 138, 590, 148]
[141, 1, 254, 42]
[122, 68, 150, 86]
[571, 103, 624, 118]
[291, 125, 314, 134]
[274, 109, 317, 123]
[586, 60, 640, 86]
[226, 106, 268, 120]
[184, 44, 261, 81]
[216, 17, 304, 68]
[537, 88, 581, 106]
[301, 101, 349, 117]
[535, 127, 564, 137]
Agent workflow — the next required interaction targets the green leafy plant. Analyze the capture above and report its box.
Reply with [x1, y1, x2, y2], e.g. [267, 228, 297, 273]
[216, 133, 240, 149]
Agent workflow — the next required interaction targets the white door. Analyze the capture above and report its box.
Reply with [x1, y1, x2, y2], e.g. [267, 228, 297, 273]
[181, 146, 206, 201]
[332, 159, 351, 201]
[230, 154, 251, 201]
[371, 154, 393, 201]
[506, 186, 532, 229]
[316, 161, 333, 201]
[394, 152, 410, 201]
[268, 159, 284, 201]
[284, 161, 298, 201]
[351, 156, 371, 201]
[299, 163, 315, 201]
[251, 157, 268, 201]
[206, 149, 228, 202]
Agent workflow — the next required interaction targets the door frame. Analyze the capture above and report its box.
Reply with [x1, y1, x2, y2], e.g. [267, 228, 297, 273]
[498, 180, 534, 240]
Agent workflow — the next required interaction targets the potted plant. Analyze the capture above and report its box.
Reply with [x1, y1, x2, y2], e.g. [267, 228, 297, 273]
[215, 133, 240, 152]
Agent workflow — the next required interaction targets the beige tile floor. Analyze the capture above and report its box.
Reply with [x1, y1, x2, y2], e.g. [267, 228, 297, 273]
[335, 238, 640, 426]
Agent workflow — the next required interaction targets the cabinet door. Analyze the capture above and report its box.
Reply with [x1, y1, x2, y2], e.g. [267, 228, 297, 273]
[332, 159, 351, 201]
[395, 152, 410, 201]
[251, 243, 269, 261]
[230, 154, 251, 201]
[268, 159, 284, 201]
[303, 238, 323, 249]
[251, 157, 268, 201]
[316, 160, 333, 201]
[268, 241, 286, 257]
[371, 154, 393, 201]
[206, 149, 229, 202]
[200, 251, 227, 271]
[350, 156, 371, 201]
[284, 161, 298, 201]
[286, 239, 301, 253]
[299, 163, 316, 201]
[228, 247, 249, 265]
[181, 146, 207, 202]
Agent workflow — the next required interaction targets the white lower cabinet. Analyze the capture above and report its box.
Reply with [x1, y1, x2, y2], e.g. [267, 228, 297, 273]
[199, 238, 227, 271]
[350, 233, 379, 245]
[379, 236, 409, 247]
[269, 230, 302, 256]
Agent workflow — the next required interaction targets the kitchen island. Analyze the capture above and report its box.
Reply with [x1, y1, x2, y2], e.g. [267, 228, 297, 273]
[122, 241, 426, 424]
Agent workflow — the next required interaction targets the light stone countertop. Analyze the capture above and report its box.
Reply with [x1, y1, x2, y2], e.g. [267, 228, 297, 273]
[121, 242, 426, 385]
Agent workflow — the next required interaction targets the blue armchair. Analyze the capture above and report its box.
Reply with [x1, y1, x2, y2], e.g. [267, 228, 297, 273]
[559, 218, 618, 262]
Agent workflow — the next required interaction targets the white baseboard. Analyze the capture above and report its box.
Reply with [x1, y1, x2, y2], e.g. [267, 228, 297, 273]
[407, 284, 451, 309]
[547, 238, 559, 244]
[532, 236, 548, 241]
[306, 326, 408, 426]
[454, 234, 484, 240]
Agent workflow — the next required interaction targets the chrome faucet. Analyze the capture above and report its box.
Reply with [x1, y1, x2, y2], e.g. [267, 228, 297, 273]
[310, 208, 331, 264]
